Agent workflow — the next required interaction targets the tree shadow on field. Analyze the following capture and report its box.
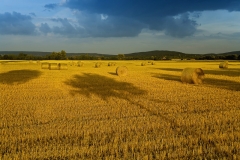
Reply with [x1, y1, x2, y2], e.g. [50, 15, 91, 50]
[64, 73, 147, 100]
[0, 70, 42, 85]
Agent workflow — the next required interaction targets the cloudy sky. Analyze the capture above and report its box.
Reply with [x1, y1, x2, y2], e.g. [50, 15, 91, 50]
[0, 0, 240, 54]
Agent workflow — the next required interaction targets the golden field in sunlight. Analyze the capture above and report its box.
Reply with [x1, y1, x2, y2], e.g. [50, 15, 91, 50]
[0, 60, 240, 159]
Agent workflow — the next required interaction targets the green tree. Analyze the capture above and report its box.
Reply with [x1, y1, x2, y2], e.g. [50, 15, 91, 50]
[17, 53, 27, 60]
[60, 50, 67, 60]
[117, 54, 125, 60]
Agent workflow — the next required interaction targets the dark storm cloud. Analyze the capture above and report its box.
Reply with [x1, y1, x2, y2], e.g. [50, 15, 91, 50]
[0, 12, 36, 35]
[75, 12, 145, 37]
[64, 0, 240, 17]
[44, 3, 58, 10]
[164, 13, 198, 38]
[51, 18, 79, 36]
[39, 23, 52, 34]
[29, 12, 36, 17]
[39, 14, 145, 38]
[59, 0, 240, 38]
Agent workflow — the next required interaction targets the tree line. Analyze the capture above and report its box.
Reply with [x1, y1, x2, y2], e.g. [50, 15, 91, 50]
[0, 51, 240, 60]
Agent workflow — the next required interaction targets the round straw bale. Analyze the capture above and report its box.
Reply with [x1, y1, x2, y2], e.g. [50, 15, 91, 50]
[77, 61, 84, 67]
[108, 62, 113, 66]
[116, 66, 128, 76]
[69, 61, 76, 66]
[41, 63, 50, 69]
[219, 61, 228, 69]
[151, 62, 156, 65]
[95, 62, 102, 68]
[181, 68, 205, 84]
[49, 63, 59, 70]
[58, 63, 68, 70]
[141, 62, 147, 66]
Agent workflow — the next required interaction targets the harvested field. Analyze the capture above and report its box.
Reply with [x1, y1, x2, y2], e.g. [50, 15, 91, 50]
[0, 60, 240, 159]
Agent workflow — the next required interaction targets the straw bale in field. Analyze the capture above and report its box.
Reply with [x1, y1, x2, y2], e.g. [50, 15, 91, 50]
[58, 63, 68, 70]
[141, 62, 147, 66]
[181, 68, 205, 84]
[108, 62, 116, 66]
[95, 62, 102, 68]
[219, 61, 228, 69]
[108, 62, 113, 66]
[151, 62, 156, 65]
[69, 61, 76, 66]
[116, 66, 128, 76]
[41, 63, 50, 69]
[77, 61, 84, 67]
[49, 63, 59, 70]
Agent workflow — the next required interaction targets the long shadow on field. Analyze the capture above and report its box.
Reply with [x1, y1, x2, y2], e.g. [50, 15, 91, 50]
[152, 73, 181, 83]
[153, 73, 240, 91]
[157, 67, 240, 77]
[0, 70, 42, 85]
[204, 68, 240, 77]
[156, 68, 183, 72]
[64, 73, 147, 100]
[205, 78, 240, 91]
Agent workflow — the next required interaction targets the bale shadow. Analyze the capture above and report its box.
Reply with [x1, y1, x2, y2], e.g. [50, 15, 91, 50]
[157, 67, 240, 77]
[205, 78, 240, 91]
[152, 73, 240, 91]
[156, 68, 183, 72]
[204, 69, 240, 77]
[108, 72, 117, 76]
[152, 73, 181, 82]
[64, 73, 147, 100]
[0, 70, 42, 85]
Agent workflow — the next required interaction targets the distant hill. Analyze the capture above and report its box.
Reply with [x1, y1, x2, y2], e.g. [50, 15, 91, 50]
[125, 50, 191, 59]
[0, 51, 51, 56]
[0, 50, 239, 60]
[0, 51, 111, 57]
[218, 51, 240, 55]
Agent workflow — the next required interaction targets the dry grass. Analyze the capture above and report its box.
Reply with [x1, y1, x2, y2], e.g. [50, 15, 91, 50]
[1, 60, 240, 159]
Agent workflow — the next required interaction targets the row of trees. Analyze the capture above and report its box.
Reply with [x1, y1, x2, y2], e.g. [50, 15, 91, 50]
[0, 51, 240, 60]
[0, 52, 124, 60]
[197, 54, 240, 60]
[0, 50, 67, 60]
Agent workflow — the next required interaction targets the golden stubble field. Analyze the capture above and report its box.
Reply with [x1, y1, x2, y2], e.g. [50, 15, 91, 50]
[0, 60, 240, 159]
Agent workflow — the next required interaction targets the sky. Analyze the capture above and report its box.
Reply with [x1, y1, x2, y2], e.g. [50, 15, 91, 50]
[0, 0, 240, 55]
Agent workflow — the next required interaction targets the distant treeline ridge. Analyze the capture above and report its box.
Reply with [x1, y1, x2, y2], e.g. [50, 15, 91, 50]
[0, 50, 240, 60]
